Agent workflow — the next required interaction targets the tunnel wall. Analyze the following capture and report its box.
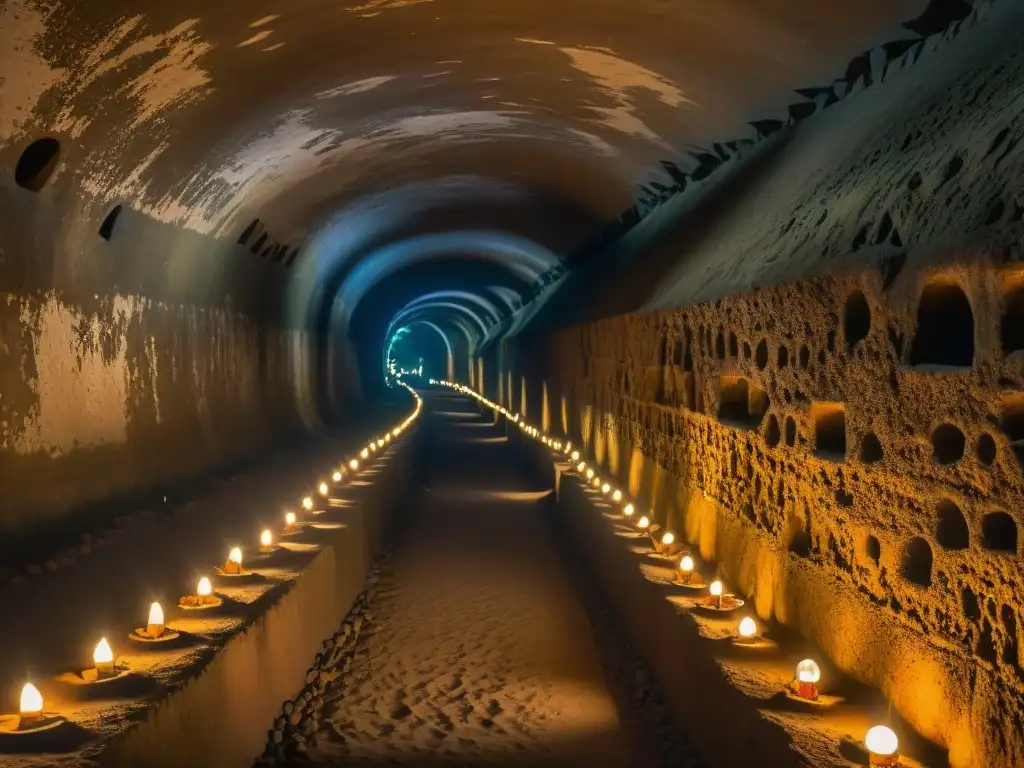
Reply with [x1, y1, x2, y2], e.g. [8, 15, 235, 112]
[507, 252, 1024, 766]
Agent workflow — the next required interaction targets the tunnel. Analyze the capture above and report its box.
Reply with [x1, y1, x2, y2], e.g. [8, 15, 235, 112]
[0, 0, 1021, 765]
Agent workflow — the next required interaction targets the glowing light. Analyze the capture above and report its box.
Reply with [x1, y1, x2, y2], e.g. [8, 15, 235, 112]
[623, 504, 635, 517]
[93, 637, 114, 670]
[738, 617, 757, 638]
[302, 497, 313, 510]
[865, 726, 898, 757]
[612, 490, 622, 502]
[197, 577, 212, 597]
[601, 483, 611, 494]
[349, 459, 359, 470]
[19, 683, 42, 717]
[591, 476, 601, 487]
[637, 516, 650, 529]
[571, 451, 580, 461]
[710, 580, 723, 597]
[261, 529, 273, 548]
[586, 469, 595, 480]
[147, 602, 165, 636]
[796, 659, 821, 683]
[360, 448, 369, 459]
[680, 555, 695, 573]
[332, 471, 342, 482]
[319, 482, 329, 496]
[576, 462, 586, 472]
[285, 511, 297, 526]
[229, 547, 243, 565]
[385, 434, 391, 443]
[662, 532, 675, 547]
[370, 442, 378, 452]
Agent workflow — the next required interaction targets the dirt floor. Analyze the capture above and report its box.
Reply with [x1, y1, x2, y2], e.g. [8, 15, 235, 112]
[297, 392, 695, 767]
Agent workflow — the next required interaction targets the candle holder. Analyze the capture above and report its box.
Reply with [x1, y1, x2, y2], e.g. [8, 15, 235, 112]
[216, 547, 249, 577]
[129, 602, 179, 643]
[730, 617, 772, 649]
[695, 580, 745, 613]
[0, 684, 66, 736]
[864, 726, 901, 767]
[674, 555, 706, 589]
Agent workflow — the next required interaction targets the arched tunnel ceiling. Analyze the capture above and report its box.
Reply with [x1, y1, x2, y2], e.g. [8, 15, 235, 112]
[3, 0, 929, 365]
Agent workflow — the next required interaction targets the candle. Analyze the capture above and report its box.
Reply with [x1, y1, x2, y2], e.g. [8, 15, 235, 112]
[93, 638, 114, 674]
[19, 683, 43, 720]
[795, 659, 821, 700]
[865, 725, 899, 766]
[147, 602, 165, 637]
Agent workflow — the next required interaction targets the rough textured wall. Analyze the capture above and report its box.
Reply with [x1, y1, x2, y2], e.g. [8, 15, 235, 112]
[519, 249, 1024, 766]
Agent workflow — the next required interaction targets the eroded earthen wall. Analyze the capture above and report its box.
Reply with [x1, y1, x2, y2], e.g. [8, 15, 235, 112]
[513, 252, 1024, 766]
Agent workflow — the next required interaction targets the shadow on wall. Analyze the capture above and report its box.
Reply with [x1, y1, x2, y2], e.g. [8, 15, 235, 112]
[510, 251, 1024, 766]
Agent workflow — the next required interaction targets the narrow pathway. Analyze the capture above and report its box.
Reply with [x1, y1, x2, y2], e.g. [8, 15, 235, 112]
[306, 392, 632, 766]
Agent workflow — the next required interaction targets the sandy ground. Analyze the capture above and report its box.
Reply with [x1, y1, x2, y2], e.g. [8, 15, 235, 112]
[301, 393, 693, 767]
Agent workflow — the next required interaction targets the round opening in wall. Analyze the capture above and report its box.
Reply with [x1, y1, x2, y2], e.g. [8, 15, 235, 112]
[982, 511, 1017, 553]
[99, 204, 123, 241]
[936, 500, 969, 550]
[900, 537, 932, 587]
[932, 424, 966, 465]
[865, 535, 881, 565]
[860, 432, 883, 463]
[977, 433, 997, 466]
[844, 290, 871, 349]
[15, 137, 61, 191]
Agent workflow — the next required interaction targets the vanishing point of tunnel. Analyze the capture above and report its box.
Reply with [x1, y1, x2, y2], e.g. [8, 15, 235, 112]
[0, 0, 1022, 765]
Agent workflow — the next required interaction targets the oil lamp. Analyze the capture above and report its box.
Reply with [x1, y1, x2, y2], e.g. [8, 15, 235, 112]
[794, 659, 820, 701]
[611, 490, 622, 502]
[130, 601, 176, 642]
[223, 546, 245, 575]
[284, 511, 297, 531]
[318, 482, 329, 496]
[302, 496, 314, 511]
[735, 617, 758, 644]
[623, 503, 635, 517]
[709, 580, 724, 609]
[349, 458, 359, 470]
[586, 468, 595, 480]
[601, 483, 611, 494]
[93, 638, 115, 675]
[678, 554, 696, 585]
[360, 448, 369, 459]
[332, 471, 342, 483]
[370, 441, 378, 452]
[865, 726, 899, 766]
[576, 462, 586, 472]
[637, 515, 650, 530]
[260, 528, 274, 553]
[571, 451, 580, 461]
[19, 683, 42, 721]
[591, 476, 601, 488]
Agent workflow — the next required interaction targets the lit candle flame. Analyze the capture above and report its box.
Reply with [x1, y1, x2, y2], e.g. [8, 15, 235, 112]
[285, 511, 297, 526]
[147, 601, 165, 637]
[319, 482, 329, 496]
[332, 471, 342, 482]
[585, 469, 594, 480]
[738, 617, 757, 638]
[197, 577, 212, 597]
[349, 459, 359, 470]
[623, 504, 635, 517]
[710, 580, 723, 596]
[261, 529, 273, 548]
[576, 462, 585, 472]
[93, 637, 114, 667]
[637, 516, 650, 529]
[680, 555, 694, 573]
[601, 483, 611, 494]
[360, 448, 369, 459]
[612, 490, 622, 502]
[228, 547, 243, 565]
[19, 683, 42, 717]
[662, 532, 675, 547]
[865, 726, 898, 757]
[796, 659, 821, 683]
[302, 497, 313, 510]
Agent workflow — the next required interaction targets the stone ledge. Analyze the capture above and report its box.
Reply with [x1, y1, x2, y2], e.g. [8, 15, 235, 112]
[0, 415, 420, 768]
[506, 425, 949, 768]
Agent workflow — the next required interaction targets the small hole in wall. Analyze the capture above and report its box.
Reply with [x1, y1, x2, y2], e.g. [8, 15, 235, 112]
[728, 333, 738, 357]
[1001, 286, 1024, 357]
[755, 340, 768, 369]
[764, 415, 781, 447]
[15, 137, 61, 191]
[718, 375, 769, 429]
[798, 345, 810, 369]
[932, 424, 966, 465]
[866, 535, 881, 564]
[715, 331, 725, 360]
[962, 586, 981, 620]
[977, 433, 996, 465]
[860, 432, 883, 463]
[982, 512, 1017, 553]
[901, 537, 932, 587]
[812, 402, 846, 460]
[777, 346, 789, 368]
[909, 281, 974, 368]
[784, 417, 797, 446]
[789, 530, 811, 557]
[742, 342, 751, 361]
[844, 290, 871, 349]
[936, 500, 970, 550]
[98, 204, 123, 241]
[238, 219, 260, 246]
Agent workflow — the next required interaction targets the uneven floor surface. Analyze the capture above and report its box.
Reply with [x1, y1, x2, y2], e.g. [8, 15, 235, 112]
[301, 392, 691, 767]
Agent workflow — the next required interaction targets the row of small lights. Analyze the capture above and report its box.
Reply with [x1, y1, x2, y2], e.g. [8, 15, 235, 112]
[6, 382, 423, 734]
[432, 379, 902, 766]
